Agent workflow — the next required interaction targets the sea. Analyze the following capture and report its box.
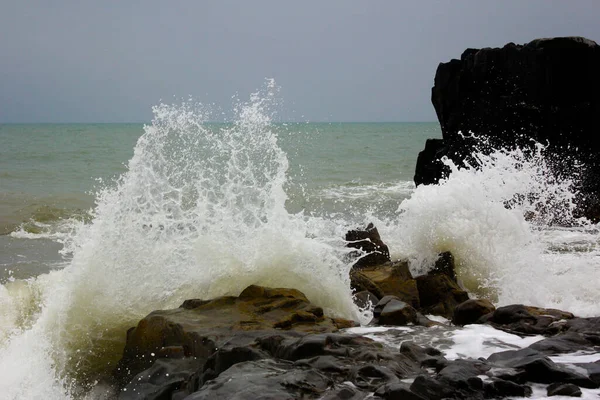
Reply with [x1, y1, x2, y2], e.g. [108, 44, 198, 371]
[1, 82, 599, 398]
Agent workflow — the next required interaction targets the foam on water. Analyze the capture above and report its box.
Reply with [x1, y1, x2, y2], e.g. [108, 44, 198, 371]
[376, 139, 600, 316]
[0, 81, 359, 398]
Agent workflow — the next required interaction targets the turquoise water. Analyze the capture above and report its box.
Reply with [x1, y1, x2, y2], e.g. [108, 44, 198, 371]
[0, 122, 440, 279]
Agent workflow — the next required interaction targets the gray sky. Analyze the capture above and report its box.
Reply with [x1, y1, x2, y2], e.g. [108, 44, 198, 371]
[1, 1, 598, 123]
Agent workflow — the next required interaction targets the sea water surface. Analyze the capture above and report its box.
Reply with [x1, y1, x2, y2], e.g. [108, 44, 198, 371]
[0, 83, 599, 398]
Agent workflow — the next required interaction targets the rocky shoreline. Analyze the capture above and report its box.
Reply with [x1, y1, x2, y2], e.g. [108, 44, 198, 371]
[112, 226, 599, 399]
[111, 36, 600, 399]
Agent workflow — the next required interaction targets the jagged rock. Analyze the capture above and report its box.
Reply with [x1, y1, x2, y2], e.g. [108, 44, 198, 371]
[529, 331, 595, 354]
[452, 298, 496, 326]
[184, 359, 332, 399]
[399, 341, 447, 369]
[484, 379, 533, 398]
[487, 347, 598, 388]
[437, 359, 491, 386]
[486, 304, 573, 335]
[345, 223, 390, 268]
[375, 382, 426, 400]
[352, 290, 379, 310]
[119, 358, 201, 400]
[350, 261, 419, 307]
[547, 382, 582, 397]
[376, 297, 418, 326]
[409, 375, 459, 400]
[415, 252, 469, 318]
[416, 37, 600, 219]
[115, 285, 355, 388]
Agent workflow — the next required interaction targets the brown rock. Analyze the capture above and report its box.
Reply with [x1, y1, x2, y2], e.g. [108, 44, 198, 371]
[346, 223, 390, 268]
[350, 261, 420, 308]
[115, 285, 355, 385]
[415, 253, 469, 319]
[452, 299, 496, 326]
[377, 298, 418, 326]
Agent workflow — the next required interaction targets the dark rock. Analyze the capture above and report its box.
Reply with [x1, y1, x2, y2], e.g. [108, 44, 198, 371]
[452, 299, 496, 326]
[399, 341, 446, 369]
[184, 359, 332, 400]
[414, 138, 449, 186]
[345, 223, 390, 268]
[573, 362, 600, 386]
[487, 348, 597, 388]
[547, 382, 582, 397]
[114, 285, 354, 388]
[352, 290, 379, 310]
[349, 364, 400, 390]
[415, 253, 469, 318]
[377, 298, 418, 326]
[529, 331, 595, 354]
[119, 358, 202, 400]
[416, 37, 600, 220]
[350, 261, 419, 307]
[375, 382, 426, 400]
[320, 385, 370, 399]
[487, 304, 573, 335]
[484, 379, 533, 398]
[438, 359, 491, 386]
[409, 375, 458, 400]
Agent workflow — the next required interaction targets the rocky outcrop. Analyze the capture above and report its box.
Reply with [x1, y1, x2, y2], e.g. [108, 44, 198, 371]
[346, 223, 391, 268]
[416, 37, 600, 219]
[115, 285, 355, 388]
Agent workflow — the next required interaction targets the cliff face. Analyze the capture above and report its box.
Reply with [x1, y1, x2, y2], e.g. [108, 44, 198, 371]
[416, 37, 600, 216]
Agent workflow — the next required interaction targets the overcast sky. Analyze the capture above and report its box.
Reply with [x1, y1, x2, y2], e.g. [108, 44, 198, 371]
[1, 1, 598, 123]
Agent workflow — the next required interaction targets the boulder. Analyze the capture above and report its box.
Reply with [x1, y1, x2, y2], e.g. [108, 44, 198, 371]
[115, 285, 355, 387]
[345, 223, 390, 268]
[375, 297, 418, 326]
[485, 304, 573, 335]
[452, 298, 496, 326]
[350, 261, 419, 307]
[547, 382, 582, 397]
[416, 37, 600, 220]
[415, 252, 469, 318]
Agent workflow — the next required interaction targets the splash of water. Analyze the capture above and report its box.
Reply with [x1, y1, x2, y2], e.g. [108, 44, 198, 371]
[0, 81, 358, 399]
[376, 137, 599, 315]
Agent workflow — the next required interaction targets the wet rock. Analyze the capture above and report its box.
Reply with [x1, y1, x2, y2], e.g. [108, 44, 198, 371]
[487, 347, 597, 388]
[437, 359, 491, 386]
[415, 252, 469, 318]
[352, 290, 379, 310]
[573, 362, 600, 386]
[487, 304, 573, 335]
[115, 285, 354, 387]
[320, 385, 370, 399]
[350, 261, 419, 307]
[529, 331, 595, 354]
[416, 37, 600, 219]
[349, 364, 400, 390]
[399, 341, 447, 369]
[375, 382, 426, 400]
[484, 379, 532, 398]
[547, 382, 582, 397]
[452, 299, 496, 326]
[409, 375, 458, 400]
[184, 359, 332, 400]
[377, 297, 418, 326]
[119, 358, 201, 400]
[345, 223, 390, 268]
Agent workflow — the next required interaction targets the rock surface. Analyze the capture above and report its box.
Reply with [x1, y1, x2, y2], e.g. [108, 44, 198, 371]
[346, 223, 391, 268]
[415, 36, 600, 219]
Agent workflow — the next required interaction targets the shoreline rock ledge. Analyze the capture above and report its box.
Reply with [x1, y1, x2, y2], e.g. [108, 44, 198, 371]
[415, 36, 600, 220]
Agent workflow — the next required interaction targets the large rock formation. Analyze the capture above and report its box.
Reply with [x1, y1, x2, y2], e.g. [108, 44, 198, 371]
[415, 37, 600, 218]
